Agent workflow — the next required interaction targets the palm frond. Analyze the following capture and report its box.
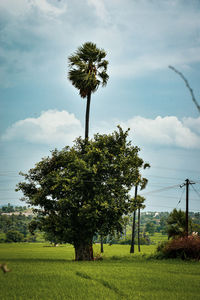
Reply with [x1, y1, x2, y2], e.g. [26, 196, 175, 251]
[68, 42, 109, 97]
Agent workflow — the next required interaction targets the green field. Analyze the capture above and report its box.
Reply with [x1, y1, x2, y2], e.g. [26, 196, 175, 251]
[0, 242, 200, 300]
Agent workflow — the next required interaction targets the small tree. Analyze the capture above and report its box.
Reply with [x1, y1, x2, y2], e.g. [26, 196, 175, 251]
[145, 222, 155, 235]
[17, 127, 147, 261]
[6, 230, 24, 243]
[167, 209, 192, 239]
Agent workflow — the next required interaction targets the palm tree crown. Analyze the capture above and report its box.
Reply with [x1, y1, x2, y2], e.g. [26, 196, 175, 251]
[68, 42, 109, 140]
[68, 42, 109, 99]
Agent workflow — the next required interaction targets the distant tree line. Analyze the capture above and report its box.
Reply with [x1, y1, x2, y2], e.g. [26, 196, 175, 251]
[0, 203, 27, 213]
[1, 205, 199, 244]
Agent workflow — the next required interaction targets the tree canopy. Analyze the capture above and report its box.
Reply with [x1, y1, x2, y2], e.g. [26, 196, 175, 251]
[17, 127, 148, 260]
[68, 42, 109, 98]
[167, 209, 192, 239]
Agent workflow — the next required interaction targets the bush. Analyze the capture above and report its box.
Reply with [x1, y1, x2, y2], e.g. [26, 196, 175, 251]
[156, 236, 200, 260]
[5, 230, 24, 243]
[0, 237, 5, 243]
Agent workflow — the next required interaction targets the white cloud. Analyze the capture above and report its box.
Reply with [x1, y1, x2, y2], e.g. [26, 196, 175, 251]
[183, 117, 200, 134]
[121, 116, 200, 149]
[87, 0, 109, 21]
[1, 0, 200, 88]
[2, 110, 83, 146]
[0, 0, 67, 17]
[2, 111, 200, 150]
[33, 0, 67, 16]
[0, 0, 30, 16]
[110, 48, 200, 78]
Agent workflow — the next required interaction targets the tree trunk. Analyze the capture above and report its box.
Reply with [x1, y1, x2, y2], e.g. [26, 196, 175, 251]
[85, 91, 91, 140]
[138, 207, 141, 252]
[130, 210, 136, 253]
[100, 235, 104, 253]
[81, 91, 92, 260]
[130, 185, 138, 253]
[74, 243, 94, 261]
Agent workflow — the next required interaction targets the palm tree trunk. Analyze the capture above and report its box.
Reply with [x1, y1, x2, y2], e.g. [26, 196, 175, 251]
[130, 210, 136, 253]
[138, 207, 141, 252]
[130, 185, 138, 253]
[85, 91, 91, 140]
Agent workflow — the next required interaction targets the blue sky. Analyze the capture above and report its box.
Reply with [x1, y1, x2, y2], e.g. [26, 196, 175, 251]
[0, 0, 200, 212]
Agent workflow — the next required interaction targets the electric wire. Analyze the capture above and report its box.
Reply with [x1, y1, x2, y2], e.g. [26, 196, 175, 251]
[191, 184, 200, 198]
[141, 184, 181, 196]
[176, 186, 185, 208]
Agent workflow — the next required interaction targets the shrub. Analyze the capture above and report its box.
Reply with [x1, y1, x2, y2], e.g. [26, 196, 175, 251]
[5, 230, 24, 243]
[156, 235, 200, 260]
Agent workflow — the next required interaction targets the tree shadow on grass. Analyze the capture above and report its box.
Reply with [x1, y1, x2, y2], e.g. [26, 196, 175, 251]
[76, 271, 126, 298]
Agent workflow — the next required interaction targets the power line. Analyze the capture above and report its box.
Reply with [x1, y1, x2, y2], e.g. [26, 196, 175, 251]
[145, 204, 199, 212]
[176, 186, 185, 208]
[191, 184, 200, 198]
[141, 184, 180, 196]
[151, 165, 200, 174]
[147, 174, 185, 181]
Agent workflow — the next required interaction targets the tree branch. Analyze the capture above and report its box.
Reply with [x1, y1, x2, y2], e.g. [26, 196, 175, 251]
[169, 65, 200, 114]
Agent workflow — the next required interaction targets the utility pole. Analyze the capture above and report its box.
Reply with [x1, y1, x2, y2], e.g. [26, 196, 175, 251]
[180, 179, 195, 237]
[185, 179, 189, 237]
[130, 185, 138, 253]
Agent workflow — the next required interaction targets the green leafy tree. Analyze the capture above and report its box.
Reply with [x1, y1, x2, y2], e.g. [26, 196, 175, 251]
[2, 203, 14, 213]
[159, 216, 168, 234]
[6, 230, 24, 242]
[145, 221, 155, 235]
[122, 215, 130, 239]
[68, 42, 109, 140]
[17, 127, 146, 261]
[43, 232, 60, 246]
[167, 209, 192, 239]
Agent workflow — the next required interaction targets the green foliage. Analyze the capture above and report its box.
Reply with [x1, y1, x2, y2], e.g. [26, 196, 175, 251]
[16, 127, 147, 256]
[5, 230, 24, 242]
[68, 42, 109, 98]
[43, 231, 61, 246]
[0, 204, 27, 214]
[0, 203, 15, 213]
[0, 213, 30, 238]
[130, 195, 146, 212]
[145, 221, 156, 235]
[166, 209, 192, 238]
[156, 236, 200, 260]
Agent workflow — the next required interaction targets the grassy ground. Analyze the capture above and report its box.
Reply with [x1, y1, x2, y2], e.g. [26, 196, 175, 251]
[149, 232, 168, 244]
[0, 242, 200, 300]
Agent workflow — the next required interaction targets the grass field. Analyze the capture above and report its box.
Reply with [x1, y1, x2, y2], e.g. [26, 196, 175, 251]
[0, 242, 200, 300]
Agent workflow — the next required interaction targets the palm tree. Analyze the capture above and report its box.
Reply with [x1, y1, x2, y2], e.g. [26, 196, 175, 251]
[68, 42, 109, 140]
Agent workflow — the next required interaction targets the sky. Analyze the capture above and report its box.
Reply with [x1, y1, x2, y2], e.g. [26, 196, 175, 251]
[0, 0, 200, 212]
